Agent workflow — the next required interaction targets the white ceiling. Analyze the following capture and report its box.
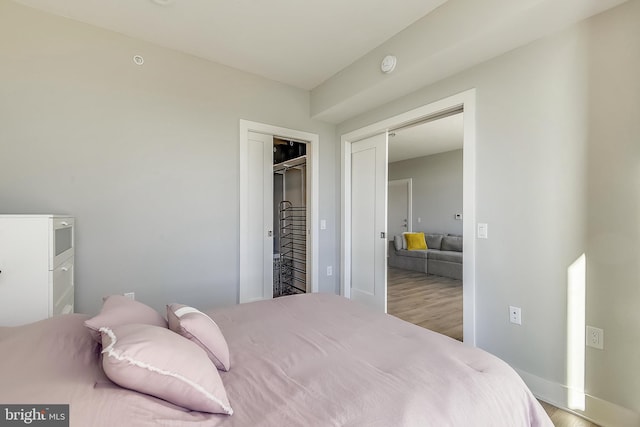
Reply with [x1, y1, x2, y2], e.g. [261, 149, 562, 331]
[388, 113, 463, 164]
[10, 0, 447, 90]
[11, 0, 627, 123]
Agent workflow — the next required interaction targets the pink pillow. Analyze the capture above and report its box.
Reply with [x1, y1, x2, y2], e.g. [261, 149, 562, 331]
[167, 304, 231, 371]
[100, 324, 233, 415]
[85, 295, 167, 342]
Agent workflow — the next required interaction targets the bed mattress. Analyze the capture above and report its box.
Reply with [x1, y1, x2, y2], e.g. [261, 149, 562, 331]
[0, 293, 552, 426]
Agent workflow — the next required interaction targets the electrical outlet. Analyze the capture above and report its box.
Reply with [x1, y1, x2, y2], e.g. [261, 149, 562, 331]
[124, 292, 135, 300]
[586, 326, 604, 350]
[326, 266, 333, 276]
[509, 306, 522, 325]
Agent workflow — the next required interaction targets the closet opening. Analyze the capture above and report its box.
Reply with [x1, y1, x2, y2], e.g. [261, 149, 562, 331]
[273, 138, 308, 297]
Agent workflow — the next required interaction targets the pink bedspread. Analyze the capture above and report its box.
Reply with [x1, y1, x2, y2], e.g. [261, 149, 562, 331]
[0, 293, 552, 426]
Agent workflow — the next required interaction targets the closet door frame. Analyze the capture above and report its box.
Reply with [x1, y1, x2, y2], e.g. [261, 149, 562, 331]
[239, 120, 319, 303]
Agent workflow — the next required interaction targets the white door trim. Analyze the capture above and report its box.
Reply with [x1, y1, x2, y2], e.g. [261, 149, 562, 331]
[340, 89, 477, 346]
[388, 178, 413, 234]
[239, 120, 319, 302]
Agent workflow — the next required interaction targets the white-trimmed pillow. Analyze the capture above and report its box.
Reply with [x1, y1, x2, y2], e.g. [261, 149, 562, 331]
[100, 324, 233, 415]
[85, 295, 167, 342]
[167, 304, 231, 371]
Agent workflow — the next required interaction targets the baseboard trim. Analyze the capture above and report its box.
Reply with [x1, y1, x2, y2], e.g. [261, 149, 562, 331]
[516, 369, 640, 427]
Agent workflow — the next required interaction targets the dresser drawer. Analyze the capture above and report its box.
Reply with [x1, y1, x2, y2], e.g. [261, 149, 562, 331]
[51, 217, 74, 269]
[52, 258, 74, 315]
[0, 215, 75, 325]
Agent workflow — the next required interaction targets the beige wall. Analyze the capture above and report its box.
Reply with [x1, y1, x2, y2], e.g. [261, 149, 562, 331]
[0, 1, 339, 314]
[338, 0, 640, 421]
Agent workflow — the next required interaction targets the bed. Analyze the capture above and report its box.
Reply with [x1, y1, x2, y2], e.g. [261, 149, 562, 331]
[0, 293, 552, 426]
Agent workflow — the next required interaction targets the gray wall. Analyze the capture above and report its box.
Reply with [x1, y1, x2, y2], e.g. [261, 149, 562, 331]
[584, 0, 640, 413]
[2, 0, 639, 421]
[0, 1, 339, 315]
[338, 0, 640, 418]
[389, 149, 463, 236]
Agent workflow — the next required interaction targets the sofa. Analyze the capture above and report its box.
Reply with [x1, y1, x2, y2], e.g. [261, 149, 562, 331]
[388, 233, 463, 280]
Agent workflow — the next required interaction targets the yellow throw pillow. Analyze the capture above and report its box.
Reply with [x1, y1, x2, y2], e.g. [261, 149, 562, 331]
[404, 232, 427, 250]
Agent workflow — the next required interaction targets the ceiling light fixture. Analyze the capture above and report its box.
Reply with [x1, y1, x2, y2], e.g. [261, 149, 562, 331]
[150, 0, 175, 5]
[133, 55, 144, 66]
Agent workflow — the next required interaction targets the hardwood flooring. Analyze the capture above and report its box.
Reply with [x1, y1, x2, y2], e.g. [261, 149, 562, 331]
[387, 266, 463, 341]
[539, 401, 600, 427]
[386, 267, 599, 427]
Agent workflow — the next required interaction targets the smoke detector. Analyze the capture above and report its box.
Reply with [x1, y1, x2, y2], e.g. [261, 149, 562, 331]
[381, 55, 397, 74]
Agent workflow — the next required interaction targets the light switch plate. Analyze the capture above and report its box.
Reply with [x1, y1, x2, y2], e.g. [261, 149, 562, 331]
[478, 223, 488, 239]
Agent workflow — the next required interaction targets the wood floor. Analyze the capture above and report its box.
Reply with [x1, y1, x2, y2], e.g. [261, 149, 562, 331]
[539, 401, 600, 427]
[386, 266, 600, 427]
[387, 266, 463, 341]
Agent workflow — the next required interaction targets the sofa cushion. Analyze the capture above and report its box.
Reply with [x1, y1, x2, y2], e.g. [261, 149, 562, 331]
[428, 250, 463, 263]
[393, 235, 403, 251]
[425, 234, 444, 250]
[441, 235, 463, 252]
[401, 232, 408, 249]
[405, 232, 427, 250]
[427, 259, 462, 280]
[396, 249, 429, 259]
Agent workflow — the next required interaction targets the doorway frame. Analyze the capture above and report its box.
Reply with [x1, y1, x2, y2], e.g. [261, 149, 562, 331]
[388, 178, 413, 235]
[340, 89, 477, 346]
[239, 120, 319, 302]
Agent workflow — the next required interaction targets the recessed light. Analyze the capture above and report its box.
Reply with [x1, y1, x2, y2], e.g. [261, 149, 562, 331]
[150, 0, 175, 5]
[133, 55, 144, 66]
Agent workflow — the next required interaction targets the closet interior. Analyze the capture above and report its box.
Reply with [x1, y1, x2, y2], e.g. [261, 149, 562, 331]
[273, 138, 307, 297]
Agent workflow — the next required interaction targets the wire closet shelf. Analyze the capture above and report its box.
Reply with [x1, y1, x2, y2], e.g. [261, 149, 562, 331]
[276, 201, 306, 297]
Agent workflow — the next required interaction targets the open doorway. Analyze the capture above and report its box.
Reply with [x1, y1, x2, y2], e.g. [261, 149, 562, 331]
[273, 138, 308, 297]
[239, 120, 319, 304]
[386, 112, 464, 341]
[340, 89, 476, 346]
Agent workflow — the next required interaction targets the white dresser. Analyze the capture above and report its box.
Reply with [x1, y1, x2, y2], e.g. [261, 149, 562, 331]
[0, 215, 75, 326]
